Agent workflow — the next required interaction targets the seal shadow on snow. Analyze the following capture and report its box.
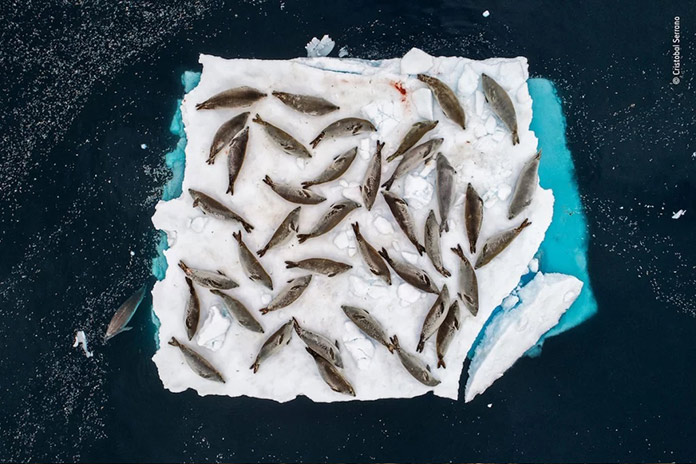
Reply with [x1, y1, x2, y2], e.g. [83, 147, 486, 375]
[149, 70, 597, 363]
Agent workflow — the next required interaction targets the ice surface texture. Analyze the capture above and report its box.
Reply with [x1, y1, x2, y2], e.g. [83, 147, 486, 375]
[150, 49, 593, 402]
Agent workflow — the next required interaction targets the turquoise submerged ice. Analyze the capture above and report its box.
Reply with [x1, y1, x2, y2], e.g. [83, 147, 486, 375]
[465, 78, 597, 400]
[150, 50, 594, 402]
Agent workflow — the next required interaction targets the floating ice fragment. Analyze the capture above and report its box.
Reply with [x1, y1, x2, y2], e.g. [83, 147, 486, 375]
[196, 304, 230, 352]
[528, 258, 539, 273]
[482, 10, 490, 17]
[411, 88, 434, 120]
[672, 209, 686, 219]
[73, 330, 93, 358]
[305, 35, 335, 57]
[373, 216, 394, 234]
[501, 294, 519, 310]
[338, 46, 349, 58]
[398, 283, 422, 304]
[140, 143, 148, 149]
[129, 250, 136, 257]
[401, 48, 434, 74]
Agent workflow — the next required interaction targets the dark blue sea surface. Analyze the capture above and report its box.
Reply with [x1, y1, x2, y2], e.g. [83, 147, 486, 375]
[1, 1, 694, 462]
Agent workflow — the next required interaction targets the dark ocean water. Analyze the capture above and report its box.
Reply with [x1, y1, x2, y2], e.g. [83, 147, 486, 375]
[1, 0, 694, 462]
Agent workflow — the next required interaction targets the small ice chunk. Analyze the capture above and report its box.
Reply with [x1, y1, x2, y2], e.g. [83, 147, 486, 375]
[305, 35, 335, 57]
[339, 179, 349, 188]
[72, 330, 93, 358]
[496, 183, 512, 201]
[338, 46, 349, 58]
[672, 209, 686, 219]
[350, 276, 369, 297]
[342, 322, 375, 370]
[373, 216, 394, 234]
[400, 48, 434, 75]
[485, 115, 497, 134]
[367, 284, 389, 299]
[457, 67, 479, 95]
[492, 131, 505, 142]
[342, 185, 362, 203]
[401, 251, 419, 265]
[260, 293, 272, 305]
[528, 258, 539, 273]
[482, 189, 498, 208]
[129, 250, 136, 257]
[501, 294, 519, 310]
[333, 231, 352, 250]
[190, 217, 207, 233]
[398, 283, 422, 304]
[419, 159, 436, 177]
[362, 100, 400, 135]
[411, 88, 434, 120]
[392, 240, 401, 251]
[403, 174, 433, 209]
[196, 304, 231, 352]
[140, 143, 148, 149]
[296, 158, 306, 170]
[347, 246, 357, 257]
[564, 290, 579, 303]
[358, 138, 372, 160]
[482, 10, 490, 17]
[473, 124, 488, 138]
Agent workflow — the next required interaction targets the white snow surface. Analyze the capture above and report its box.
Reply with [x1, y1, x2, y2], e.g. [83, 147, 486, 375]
[465, 272, 582, 402]
[151, 48, 558, 402]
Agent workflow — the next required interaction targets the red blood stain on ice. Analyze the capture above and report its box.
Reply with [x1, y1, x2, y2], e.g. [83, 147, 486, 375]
[392, 81, 407, 102]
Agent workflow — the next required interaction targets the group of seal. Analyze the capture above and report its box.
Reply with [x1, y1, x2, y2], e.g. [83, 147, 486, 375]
[115, 70, 538, 396]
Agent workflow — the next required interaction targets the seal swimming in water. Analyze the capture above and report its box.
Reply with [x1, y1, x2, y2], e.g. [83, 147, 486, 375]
[104, 284, 147, 342]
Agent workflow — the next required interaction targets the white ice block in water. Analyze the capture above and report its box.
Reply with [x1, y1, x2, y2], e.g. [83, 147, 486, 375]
[401, 47, 434, 74]
[72, 330, 93, 358]
[151, 48, 561, 402]
[465, 273, 583, 402]
[305, 35, 335, 57]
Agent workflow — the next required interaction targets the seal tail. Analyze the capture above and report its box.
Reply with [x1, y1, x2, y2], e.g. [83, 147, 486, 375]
[451, 244, 465, 260]
[242, 222, 254, 234]
[257, 247, 268, 258]
[437, 357, 446, 369]
[251, 113, 264, 125]
[512, 131, 520, 145]
[232, 231, 242, 243]
[297, 234, 310, 244]
[195, 102, 210, 110]
[226, 184, 235, 196]
[285, 260, 298, 269]
[250, 361, 260, 373]
[416, 336, 425, 353]
[416, 243, 426, 256]
[262, 175, 273, 187]
[381, 175, 395, 191]
[259, 307, 270, 315]
[309, 133, 324, 149]
[377, 247, 390, 263]
[440, 220, 449, 234]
